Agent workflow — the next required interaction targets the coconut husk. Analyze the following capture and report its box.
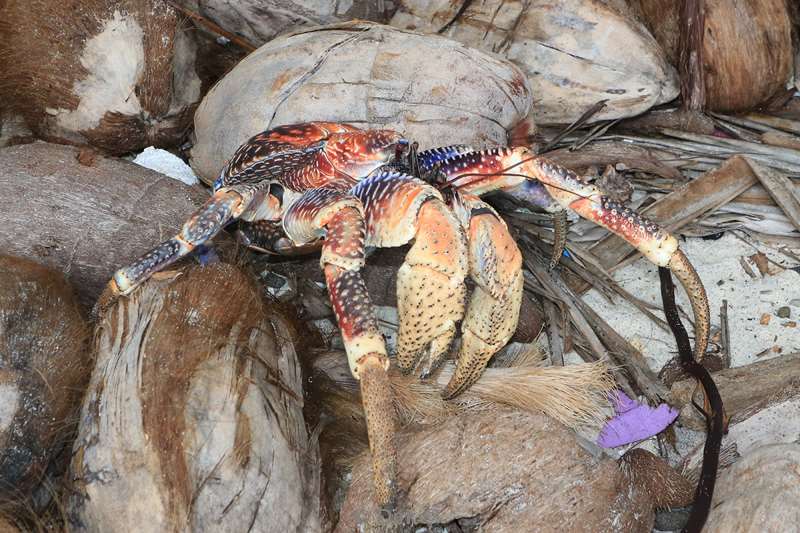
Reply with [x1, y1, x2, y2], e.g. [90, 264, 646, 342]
[390, 0, 678, 126]
[309, 348, 615, 524]
[175, 0, 396, 47]
[0, 142, 209, 311]
[67, 263, 321, 532]
[0, 0, 202, 154]
[336, 408, 691, 532]
[190, 21, 532, 184]
[0, 255, 90, 499]
[0, 108, 33, 148]
[629, 0, 794, 111]
[0, 516, 21, 533]
[704, 444, 800, 532]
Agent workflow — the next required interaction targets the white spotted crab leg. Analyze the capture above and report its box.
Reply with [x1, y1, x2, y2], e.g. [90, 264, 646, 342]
[110, 183, 280, 295]
[441, 190, 523, 398]
[282, 187, 398, 511]
[437, 147, 711, 361]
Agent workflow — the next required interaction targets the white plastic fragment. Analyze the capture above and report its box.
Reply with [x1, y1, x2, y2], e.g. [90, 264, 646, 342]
[133, 146, 199, 185]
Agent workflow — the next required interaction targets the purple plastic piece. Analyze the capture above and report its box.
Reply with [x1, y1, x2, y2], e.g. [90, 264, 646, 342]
[597, 390, 679, 448]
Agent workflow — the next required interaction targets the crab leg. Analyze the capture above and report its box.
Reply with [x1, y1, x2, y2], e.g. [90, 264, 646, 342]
[282, 187, 397, 511]
[235, 220, 322, 256]
[423, 147, 570, 269]
[110, 184, 265, 295]
[442, 192, 523, 398]
[351, 169, 469, 378]
[440, 147, 710, 360]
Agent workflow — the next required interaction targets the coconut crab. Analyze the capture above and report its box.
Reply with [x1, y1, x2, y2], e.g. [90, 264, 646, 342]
[108, 121, 710, 511]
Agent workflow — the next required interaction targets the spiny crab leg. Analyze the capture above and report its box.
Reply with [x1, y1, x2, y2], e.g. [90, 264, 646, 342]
[442, 190, 523, 398]
[418, 147, 570, 269]
[435, 147, 710, 360]
[110, 184, 263, 295]
[282, 187, 398, 511]
[235, 220, 323, 256]
[520, 154, 710, 360]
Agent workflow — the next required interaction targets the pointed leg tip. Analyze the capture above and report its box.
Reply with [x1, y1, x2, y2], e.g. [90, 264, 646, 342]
[357, 353, 399, 512]
[441, 379, 468, 400]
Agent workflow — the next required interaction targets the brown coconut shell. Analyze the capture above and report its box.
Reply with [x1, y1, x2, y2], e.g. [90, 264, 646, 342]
[390, 0, 679, 126]
[0, 255, 90, 498]
[189, 21, 532, 184]
[629, 0, 794, 111]
[0, 141, 209, 310]
[308, 349, 617, 524]
[67, 263, 321, 532]
[0, 0, 202, 154]
[336, 408, 690, 532]
[176, 0, 397, 47]
[704, 444, 800, 532]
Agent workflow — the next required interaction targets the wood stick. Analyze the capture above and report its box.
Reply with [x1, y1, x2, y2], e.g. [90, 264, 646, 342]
[746, 159, 800, 233]
[165, 0, 257, 52]
[678, 0, 706, 111]
[672, 352, 800, 431]
[586, 155, 758, 274]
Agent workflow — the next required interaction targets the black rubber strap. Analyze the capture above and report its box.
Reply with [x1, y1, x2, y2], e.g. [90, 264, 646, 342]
[659, 266, 724, 533]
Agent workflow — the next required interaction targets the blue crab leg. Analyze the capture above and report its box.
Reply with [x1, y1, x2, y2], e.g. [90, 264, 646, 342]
[282, 187, 397, 511]
[426, 147, 570, 268]
[110, 184, 268, 295]
[434, 147, 710, 361]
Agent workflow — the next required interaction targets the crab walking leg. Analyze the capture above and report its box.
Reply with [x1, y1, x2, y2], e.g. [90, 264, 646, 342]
[110, 185, 257, 295]
[422, 147, 570, 269]
[351, 170, 468, 377]
[518, 154, 711, 360]
[282, 188, 397, 510]
[235, 220, 323, 256]
[500, 180, 569, 270]
[434, 147, 710, 359]
[443, 192, 524, 398]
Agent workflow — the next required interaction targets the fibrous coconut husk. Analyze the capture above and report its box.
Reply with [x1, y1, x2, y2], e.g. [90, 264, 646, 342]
[336, 409, 692, 532]
[629, 0, 794, 111]
[190, 21, 532, 184]
[308, 348, 616, 523]
[0, 0, 203, 154]
[0, 108, 33, 149]
[704, 444, 800, 532]
[176, 0, 397, 47]
[390, 0, 679, 126]
[0, 516, 21, 533]
[0, 255, 90, 499]
[68, 263, 321, 532]
[0, 142, 208, 310]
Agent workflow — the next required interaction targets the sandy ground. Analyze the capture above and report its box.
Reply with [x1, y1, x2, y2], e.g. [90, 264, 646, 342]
[581, 233, 800, 372]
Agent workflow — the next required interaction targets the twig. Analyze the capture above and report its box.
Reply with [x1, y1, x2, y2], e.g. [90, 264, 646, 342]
[542, 299, 565, 366]
[165, 0, 257, 52]
[437, 0, 475, 34]
[540, 100, 609, 153]
[720, 299, 731, 368]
